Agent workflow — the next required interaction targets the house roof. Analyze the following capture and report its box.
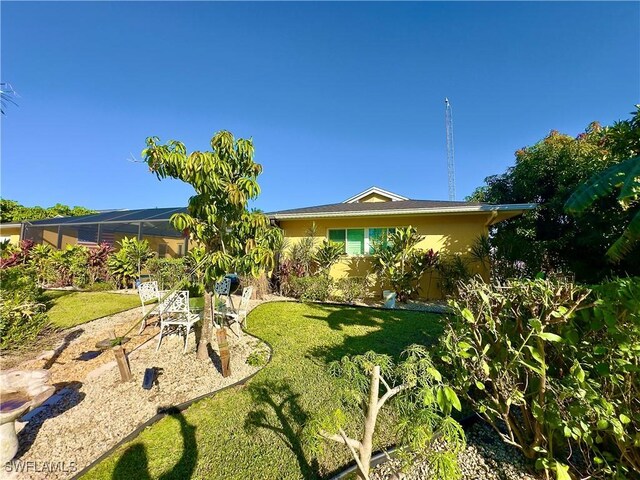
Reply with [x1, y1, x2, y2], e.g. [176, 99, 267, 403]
[343, 187, 409, 203]
[23, 207, 187, 227]
[268, 199, 536, 220]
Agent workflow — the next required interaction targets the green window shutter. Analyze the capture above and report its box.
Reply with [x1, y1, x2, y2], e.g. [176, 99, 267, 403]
[346, 229, 364, 255]
[328, 230, 346, 252]
[368, 228, 385, 254]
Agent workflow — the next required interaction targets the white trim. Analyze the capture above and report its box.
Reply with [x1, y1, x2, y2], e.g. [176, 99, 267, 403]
[273, 203, 536, 220]
[343, 187, 409, 204]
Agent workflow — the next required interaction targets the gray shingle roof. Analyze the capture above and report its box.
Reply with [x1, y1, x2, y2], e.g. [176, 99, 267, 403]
[268, 199, 485, 217]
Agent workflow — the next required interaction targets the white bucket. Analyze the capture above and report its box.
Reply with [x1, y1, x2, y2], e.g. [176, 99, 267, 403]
[383, 290, 396, 309]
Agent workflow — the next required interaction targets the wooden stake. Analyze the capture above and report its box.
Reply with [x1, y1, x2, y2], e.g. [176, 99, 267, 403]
[216, 328, 231, 378]
[111, 331, 133, 383]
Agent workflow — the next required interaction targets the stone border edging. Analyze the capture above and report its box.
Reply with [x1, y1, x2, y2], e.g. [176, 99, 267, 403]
[72, 331, 273, 480]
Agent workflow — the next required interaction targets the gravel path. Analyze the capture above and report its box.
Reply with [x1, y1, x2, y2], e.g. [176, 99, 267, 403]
[370, 421, 540, 480]
[2, 301, 267, 480]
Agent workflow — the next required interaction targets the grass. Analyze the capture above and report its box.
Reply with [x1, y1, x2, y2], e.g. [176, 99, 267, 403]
[82, 302, 443, 479]
[43, 291, 142, 329]
[43, 291, 205, 330]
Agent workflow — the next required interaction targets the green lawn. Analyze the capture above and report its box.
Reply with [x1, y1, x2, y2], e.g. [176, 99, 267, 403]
[82, 302, 443, 479]
[43, 291, 142, 329]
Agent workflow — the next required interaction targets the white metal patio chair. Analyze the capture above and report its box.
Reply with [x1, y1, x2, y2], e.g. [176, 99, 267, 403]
[155, 290, 201, 353]
[138, 281, 160, 334]
[212, 277, 232, 328]
[225, 286, 253, 330]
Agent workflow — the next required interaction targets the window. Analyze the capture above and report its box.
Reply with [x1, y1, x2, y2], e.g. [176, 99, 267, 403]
[177, 244, 184, 257]
[327, 227, 396, 255]
[158, 243, 167, 257]
[368, 227, 395, 254]
[346, 229, 364, 255]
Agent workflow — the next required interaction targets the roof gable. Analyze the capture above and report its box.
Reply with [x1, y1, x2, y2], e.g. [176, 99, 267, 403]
[343, 187, 409, 203]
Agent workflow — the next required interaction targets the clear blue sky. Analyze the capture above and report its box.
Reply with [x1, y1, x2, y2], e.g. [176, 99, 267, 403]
[2, 1, 639, 212]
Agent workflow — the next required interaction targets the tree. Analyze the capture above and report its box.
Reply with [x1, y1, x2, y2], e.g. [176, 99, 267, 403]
[469, 107, 640, 282]
[566, 156, 639, 262]
[0, 83, 17, 115]
[0, 199, 96, 223]
[142, 131, 276, 360]
[305, 348, 465, 480]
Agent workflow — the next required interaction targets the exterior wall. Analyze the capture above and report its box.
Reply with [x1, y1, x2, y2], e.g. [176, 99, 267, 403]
[36, 227, 185, 257]
[278, 213, 491, 300]
[0, 226, 21, 245]
[357, 192, 393, 203]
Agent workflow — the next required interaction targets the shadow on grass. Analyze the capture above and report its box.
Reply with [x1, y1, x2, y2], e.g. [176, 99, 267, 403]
[304, 304, 445, 364]
[112, 409, 197, 480]
[244, 380, 320, 479]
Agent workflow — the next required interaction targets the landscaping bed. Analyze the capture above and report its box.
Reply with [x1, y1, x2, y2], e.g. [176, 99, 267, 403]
[370, 421, 540, 480]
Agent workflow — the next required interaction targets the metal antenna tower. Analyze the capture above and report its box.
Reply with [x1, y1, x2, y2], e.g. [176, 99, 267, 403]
[445, 98, 456, 201]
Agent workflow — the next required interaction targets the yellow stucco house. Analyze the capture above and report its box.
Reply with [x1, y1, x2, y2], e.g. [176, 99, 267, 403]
[269, 187, 535, 299]
[0, 223, 22, 246]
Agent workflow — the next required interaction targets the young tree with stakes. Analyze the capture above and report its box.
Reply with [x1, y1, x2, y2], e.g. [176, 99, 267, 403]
[143, 130, 274, 360]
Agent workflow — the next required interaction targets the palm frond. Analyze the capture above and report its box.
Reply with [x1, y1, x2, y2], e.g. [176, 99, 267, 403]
[565, 157, 639, 214]
[607, 210, 640, 262]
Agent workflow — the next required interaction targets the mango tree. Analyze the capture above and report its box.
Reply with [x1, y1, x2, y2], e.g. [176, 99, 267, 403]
[143, 131, 277, 360]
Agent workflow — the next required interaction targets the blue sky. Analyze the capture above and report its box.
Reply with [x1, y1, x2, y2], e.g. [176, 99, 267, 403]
[2, 1, 639, 212]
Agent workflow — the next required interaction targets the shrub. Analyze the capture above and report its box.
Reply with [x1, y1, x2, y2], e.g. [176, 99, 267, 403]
[313, 240, 345, 273]
[305, 348, 465, 480]
[436, 253, 472, 298]
[0, 266, 48, 350]
[572, 278, 640, 477]
[108, 248, 137, 289]
[288, 275, 333, 302]
[335, 276, 370, 304]
[147, 257, 187, 290]
[439, 277, 640, 479]
[87, 243, 114, 285]
[0, 239, 34, 269]
[371, 226, 439, 302]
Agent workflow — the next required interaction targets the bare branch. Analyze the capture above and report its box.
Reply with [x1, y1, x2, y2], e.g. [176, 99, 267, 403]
[379, 375, 392, 392]
[377, 383, 409, 410]
[318, 429, 362, 450]
[339, 428, 369, 480]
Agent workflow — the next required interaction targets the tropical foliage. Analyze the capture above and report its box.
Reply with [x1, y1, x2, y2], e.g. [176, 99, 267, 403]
[0, 198, 96, 223]
[469, 107, 640, 282]
[0, 266, 48, 350]
[305, 348, 465, 480]
[440, 277, 640, 479]
[370, 226, 439, 301]
[566, 156, 640, 262]
[142, 130, 280, 359]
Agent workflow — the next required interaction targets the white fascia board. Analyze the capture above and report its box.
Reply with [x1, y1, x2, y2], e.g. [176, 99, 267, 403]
[272, 203, 537, 220]
[343, 187, 409, 203]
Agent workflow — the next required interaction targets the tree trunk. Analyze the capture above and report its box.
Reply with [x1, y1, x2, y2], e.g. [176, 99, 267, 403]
[197, 290, 213, 360]
[358, 365, 381, 480]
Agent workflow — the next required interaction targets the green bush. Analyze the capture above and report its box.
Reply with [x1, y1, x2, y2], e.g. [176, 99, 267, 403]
[147, 257, 187, 290]
[439, 277, 640, 479]
[436, 253, 472, 298]
[371, 226, 439, 302]
[572, 277, 640, 477]
[0, 266, 48, 350]
[335, 276, 370, 304]
[288, 275, 333, 302]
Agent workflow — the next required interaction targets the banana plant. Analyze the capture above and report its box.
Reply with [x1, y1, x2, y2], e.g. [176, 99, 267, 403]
[565, 156, 640, 262]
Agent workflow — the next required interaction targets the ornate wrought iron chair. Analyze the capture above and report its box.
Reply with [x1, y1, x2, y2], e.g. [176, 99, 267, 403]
[156, 290, 201, 353]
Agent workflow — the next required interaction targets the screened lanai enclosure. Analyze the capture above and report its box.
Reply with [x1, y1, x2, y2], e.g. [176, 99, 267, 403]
[22, 207, 190, 257]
